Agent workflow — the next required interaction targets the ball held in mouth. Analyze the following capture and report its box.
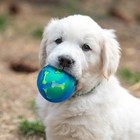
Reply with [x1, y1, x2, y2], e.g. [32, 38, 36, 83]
[37, 65, 76, 103]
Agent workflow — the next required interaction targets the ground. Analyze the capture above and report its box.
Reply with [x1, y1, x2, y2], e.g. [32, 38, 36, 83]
[0, 0, 140, 139]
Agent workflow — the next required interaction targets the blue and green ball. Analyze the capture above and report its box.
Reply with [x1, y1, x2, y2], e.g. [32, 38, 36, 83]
[37, 65, 76, 103]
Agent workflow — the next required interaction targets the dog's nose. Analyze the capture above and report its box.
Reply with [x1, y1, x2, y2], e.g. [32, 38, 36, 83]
[58, 55, 75, 68]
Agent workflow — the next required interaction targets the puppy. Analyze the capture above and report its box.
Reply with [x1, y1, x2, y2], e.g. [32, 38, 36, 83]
[36, 15, 140, 140]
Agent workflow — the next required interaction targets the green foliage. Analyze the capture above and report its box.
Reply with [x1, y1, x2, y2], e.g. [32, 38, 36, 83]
[118, 67, 140, 84]
[45, 0, 84, 17]
[44, 0, 108, 19]
[31, 100, 36, 110]
[32, 27, 43, 39]
[0, 15, 7, 31]
[30, 100, 37, 114]
[60, 0, 83, 15]
[18, 119, 45, 137]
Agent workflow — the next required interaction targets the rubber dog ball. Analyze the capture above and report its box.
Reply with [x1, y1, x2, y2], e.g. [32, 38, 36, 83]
[37, 65, 76, 103]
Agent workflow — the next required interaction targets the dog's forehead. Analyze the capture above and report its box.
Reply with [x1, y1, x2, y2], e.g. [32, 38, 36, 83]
[45, 15, 102, 41]
[60, 15, 102, 32]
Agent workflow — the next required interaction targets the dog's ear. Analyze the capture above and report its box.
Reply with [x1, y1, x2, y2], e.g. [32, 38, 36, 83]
[39, 19, 59, 68]
[101, 29, 121, 79]
[39, 36, 47, 68]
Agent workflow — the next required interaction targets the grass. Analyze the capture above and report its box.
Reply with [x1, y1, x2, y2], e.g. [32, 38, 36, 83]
[0, 15, 7, 31]
[18, 101, 45, 138]
[18, 119, 45, 137]
[32, 27, 44, 39]
[30, 99, 37, 115]
[118, 67, 140, 85]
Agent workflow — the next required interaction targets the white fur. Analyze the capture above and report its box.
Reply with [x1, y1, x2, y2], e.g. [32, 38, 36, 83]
[36, 15, 140, 140]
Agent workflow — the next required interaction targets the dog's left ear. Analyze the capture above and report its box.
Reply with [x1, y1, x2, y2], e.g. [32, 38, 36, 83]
[101, 29, 121, 79]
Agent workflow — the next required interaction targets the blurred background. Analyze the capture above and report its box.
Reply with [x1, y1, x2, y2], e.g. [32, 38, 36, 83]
[0, 0, 140, 139]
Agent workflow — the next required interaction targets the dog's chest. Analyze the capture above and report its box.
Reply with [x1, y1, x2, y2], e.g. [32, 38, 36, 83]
[46, 102, 113, 140]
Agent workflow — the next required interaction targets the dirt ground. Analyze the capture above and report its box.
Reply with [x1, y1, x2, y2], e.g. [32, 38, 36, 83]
[0, 1, 140, 140]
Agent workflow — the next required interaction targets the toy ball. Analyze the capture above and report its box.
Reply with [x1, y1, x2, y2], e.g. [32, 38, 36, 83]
[37, 65, 76, 103]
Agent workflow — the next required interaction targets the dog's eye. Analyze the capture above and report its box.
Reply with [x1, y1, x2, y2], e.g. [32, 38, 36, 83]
[82, 44, 91, 51]
[55, 38, 63, 44]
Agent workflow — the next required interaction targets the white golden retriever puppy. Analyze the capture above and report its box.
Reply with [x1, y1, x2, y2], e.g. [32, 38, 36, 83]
[36, 15, 140, 140]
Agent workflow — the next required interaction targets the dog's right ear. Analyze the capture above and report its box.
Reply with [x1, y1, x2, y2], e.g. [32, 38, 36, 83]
[39, 19, 59, 67]
[39, 36, 47, 68]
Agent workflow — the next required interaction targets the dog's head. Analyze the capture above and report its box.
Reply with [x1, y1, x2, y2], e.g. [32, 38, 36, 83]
[39, 15, 121, 92]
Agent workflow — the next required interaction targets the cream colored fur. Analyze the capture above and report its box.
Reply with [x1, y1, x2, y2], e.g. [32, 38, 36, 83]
[36, 15, 140, 140]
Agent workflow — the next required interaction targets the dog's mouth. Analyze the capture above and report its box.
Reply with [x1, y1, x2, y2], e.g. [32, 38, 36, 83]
[61, 67, 79, 89]
[75, 79, 79, 88]
[50, 64, 74, 76]
[48, 64, 79, 88]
